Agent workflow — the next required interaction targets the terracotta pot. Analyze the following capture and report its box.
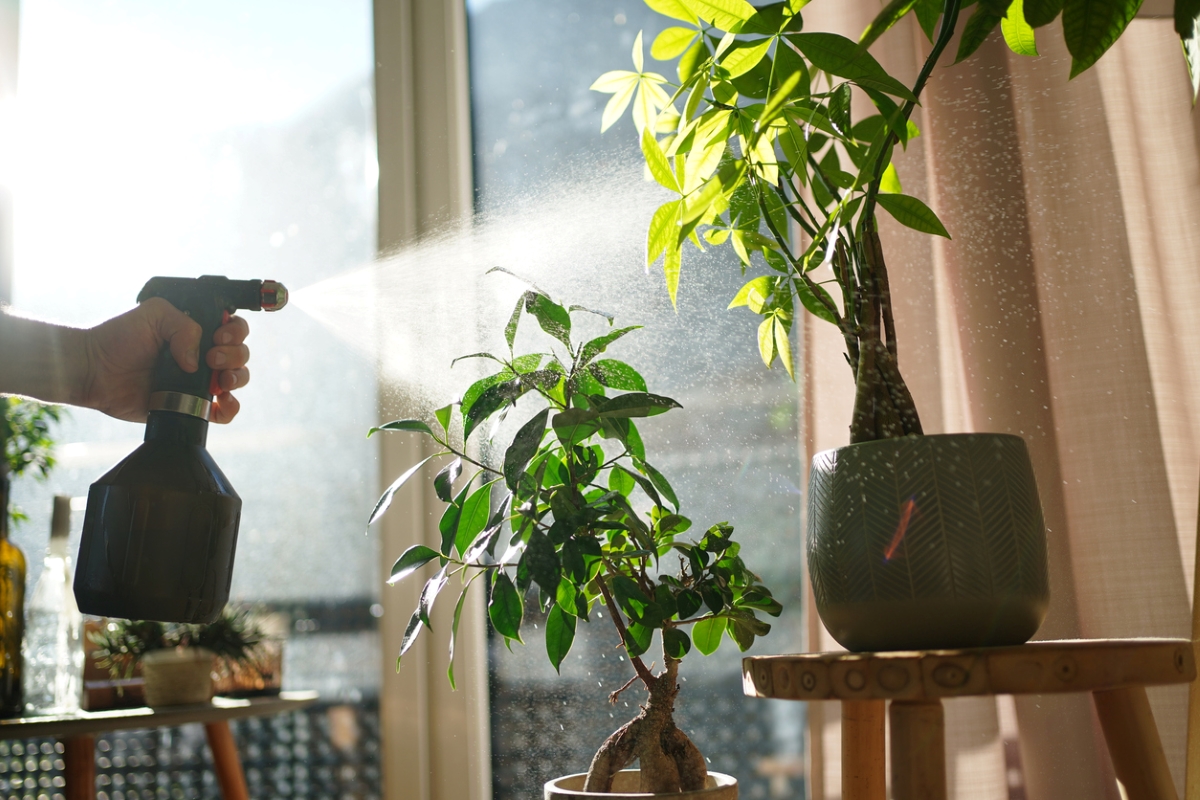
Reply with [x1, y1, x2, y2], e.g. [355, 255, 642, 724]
[807, 433, 1050, 651]
[140, 647, 215, 707]
[544, 770, 737, 799]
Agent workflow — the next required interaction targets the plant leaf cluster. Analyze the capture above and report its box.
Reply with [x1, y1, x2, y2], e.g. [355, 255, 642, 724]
[88, 608, 267, 682]
[1, 397, 62, 528]
[370, 284, 780, 687]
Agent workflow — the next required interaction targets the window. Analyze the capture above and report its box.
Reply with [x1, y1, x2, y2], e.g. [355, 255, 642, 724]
[6, 2, 381, 798]
[466, 1, 808, 797]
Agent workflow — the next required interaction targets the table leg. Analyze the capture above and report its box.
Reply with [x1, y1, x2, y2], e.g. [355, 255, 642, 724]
[889, 699, 947, 800]
[1093, 687, 1179, 800]
[62, 735, 95, 800]
[842, 699, 886, 800]
[204, 721, 250, 800]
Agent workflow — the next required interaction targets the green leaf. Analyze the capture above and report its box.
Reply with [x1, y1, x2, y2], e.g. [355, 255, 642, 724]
[552, 408, 601, 447]
[757, 316, 776, 368]
[523, 528, 562, 594]
[460, 370, 515, 422]
[439, 485, 468, 554]
[545, 605, 576, 672]
[434, 458, 462, 503]
[525, 292, 573, 350]
[617, 465, 663, 508]
[463, 378, 523, 440]
[773, 317, 794, 380]
[759, 71, 802, 131]
[596, 392, 683, 418]
[1002, 0, 1039, 55]
[399, 610, 423, 662]
[652, 26, 700, 60]
[729, 276, 772, 310]
[860, 0, 919, 49]
[876, 192, 951, 238]
[580, 326, 642, 367]
[504, 409, 549, 491]
[388, 544, 440, 584]
[639, 460, 679, 511]
[1024, 0, 1064, 26]
[368, 419, 433, 437]
[788, 33, 917, 101]
[692, 617, 725, 655]
[678, 37, 709, 83]
[417, 566, 449, 629]
[664, 239, 682, 308]
[455, 480, 497, 556]
[827, 82, 852, 137]
[613, 575, 650, 620]
[590, 359, 648, 392]
[504, 293, 524, 351]
[609, 467, 637, 497]
[434, 405, 452, 432]
[647, 0, 700, 24]
[880, 162, 902, 194]
[796, 276, 839, 325]
[642, 128, 681, 192]
[956, 6, 1004, 62]
[368, 455, 435, 527]
[676, 589, 704, 619]
[625, 622, 655, 657]
[446, 583, 473, 689]
[647, 199, 683, 267]
[663, 627, 692, 659]
[914, 0, 943, 40]
[1063, 0, 1141, 77]
[488, 572, 523, 641]
[720, 38, 773, 79]
[682, 0, 757, 31]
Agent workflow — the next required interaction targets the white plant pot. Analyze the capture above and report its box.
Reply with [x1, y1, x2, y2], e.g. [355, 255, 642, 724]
[545, 770, 737, 799]
[140, 647, 215, 707]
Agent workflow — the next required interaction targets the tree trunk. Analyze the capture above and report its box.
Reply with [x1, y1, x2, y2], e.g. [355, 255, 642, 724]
[582, 659, 707, 793]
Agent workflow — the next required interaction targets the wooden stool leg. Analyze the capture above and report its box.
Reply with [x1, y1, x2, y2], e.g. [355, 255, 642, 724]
[1093, 686, 1179, 800]
[63, 735, 95, 800]
[890, 699, 947, 800]
[842, 699, 886, 800]
[205, 721, 250, 800]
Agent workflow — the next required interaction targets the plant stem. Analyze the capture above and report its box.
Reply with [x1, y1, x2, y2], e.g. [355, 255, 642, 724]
[596, 577, 656, 688]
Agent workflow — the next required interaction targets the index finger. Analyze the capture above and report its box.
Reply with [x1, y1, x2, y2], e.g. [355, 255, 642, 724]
[214, 314, 250, 346]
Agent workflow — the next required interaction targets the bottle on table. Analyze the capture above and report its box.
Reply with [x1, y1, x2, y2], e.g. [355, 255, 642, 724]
[0, 470, 26, 716]
[23, 495, 83, 715]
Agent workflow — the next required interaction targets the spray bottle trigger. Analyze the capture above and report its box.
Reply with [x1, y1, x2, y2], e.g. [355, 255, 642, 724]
[208, 310, 232, 396]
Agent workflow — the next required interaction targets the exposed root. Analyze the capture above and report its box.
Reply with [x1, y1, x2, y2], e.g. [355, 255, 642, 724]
[582, 658, 708, 794]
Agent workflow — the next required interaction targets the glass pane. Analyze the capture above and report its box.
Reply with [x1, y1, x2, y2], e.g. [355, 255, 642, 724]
[466, 1, 807, 797]
[7, 1, 380, 797]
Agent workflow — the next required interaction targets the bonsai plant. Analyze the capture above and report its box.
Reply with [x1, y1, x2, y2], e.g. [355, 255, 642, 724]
[89, 607, 269, 706]
[585, 0, 1200, 650]
[370, 280, 781, 795]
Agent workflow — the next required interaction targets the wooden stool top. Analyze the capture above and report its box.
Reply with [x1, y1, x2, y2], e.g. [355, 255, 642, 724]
[743, 638, 1195, 702]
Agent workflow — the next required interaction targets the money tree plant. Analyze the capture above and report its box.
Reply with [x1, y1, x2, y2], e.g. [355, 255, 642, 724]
[369, 282, 781, 793]
[593, 0, 1198, 445]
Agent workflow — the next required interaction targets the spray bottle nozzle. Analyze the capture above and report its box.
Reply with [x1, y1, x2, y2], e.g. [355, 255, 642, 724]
[260, 280, 288, 311]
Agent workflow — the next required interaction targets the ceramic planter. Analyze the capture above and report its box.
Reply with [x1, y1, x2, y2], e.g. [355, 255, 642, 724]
[140, 647, 215, 707]
[545, 770, 737, 799]
[807, 433, 1049, 652]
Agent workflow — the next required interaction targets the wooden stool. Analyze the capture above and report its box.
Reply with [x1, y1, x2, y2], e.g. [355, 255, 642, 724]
[743, 638, 1195, 800]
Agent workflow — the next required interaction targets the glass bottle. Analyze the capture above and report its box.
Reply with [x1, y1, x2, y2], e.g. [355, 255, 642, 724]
[0, 470, 27, 716]
[24, 495, 83, 714]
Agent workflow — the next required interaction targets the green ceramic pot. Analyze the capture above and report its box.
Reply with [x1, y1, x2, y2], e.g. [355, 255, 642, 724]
[807, 433, 1049, 652]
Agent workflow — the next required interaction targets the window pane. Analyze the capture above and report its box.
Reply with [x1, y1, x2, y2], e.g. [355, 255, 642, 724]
[8, 2, 380, 797]
[467, 2, 807, 797]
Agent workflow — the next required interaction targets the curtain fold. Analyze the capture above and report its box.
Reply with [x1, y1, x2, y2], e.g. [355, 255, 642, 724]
[800, 10, 1200, 799]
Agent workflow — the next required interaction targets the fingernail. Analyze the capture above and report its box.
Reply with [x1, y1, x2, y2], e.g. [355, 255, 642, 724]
[213, 352, 227, 367]
[218, 331, 232, 344]
[189, 349, 200, 370]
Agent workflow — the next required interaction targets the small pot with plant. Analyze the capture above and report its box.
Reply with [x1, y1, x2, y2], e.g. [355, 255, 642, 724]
[371, 278, 781, 796]
[591, 0, 1196, 651]
[90, 607, 267, 707]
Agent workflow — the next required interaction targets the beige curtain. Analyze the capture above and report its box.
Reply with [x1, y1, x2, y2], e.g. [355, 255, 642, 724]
[799, 9, 1200, 800]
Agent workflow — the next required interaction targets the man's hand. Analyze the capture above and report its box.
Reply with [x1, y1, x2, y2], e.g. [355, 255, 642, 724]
[81, 298, 251, 423]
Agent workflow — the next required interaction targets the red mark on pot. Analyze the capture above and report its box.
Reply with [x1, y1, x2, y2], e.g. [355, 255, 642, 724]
[884, 497, 917, 561]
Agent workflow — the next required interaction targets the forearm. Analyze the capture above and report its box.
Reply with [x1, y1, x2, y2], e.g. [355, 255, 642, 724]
[0, 308, 90, 406]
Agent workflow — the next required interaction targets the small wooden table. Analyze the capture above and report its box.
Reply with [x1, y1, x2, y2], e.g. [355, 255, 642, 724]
[0, 691, 319, 800]
[744, 639, 1195, 800]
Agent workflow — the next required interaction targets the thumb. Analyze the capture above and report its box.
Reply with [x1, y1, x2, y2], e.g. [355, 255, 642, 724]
[142, 297, 202, 373]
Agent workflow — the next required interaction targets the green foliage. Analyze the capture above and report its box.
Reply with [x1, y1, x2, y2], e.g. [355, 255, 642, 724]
[1, 397, 63, 527]
[371, 285, 779, 682]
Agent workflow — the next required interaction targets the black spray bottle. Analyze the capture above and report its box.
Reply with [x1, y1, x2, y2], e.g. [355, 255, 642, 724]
[73, 276, 287, 623]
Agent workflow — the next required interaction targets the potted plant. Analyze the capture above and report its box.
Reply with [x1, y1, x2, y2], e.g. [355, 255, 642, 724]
[89, 607, 268, 707]
[370, 280, 780, 795]
[588, 0, 1190, 651]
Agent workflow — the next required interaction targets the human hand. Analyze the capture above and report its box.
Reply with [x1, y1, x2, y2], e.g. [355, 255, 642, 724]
[81, 298, 251, 424]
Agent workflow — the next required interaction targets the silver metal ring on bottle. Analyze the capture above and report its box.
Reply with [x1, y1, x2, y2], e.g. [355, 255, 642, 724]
[148, 391, 212, 421]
